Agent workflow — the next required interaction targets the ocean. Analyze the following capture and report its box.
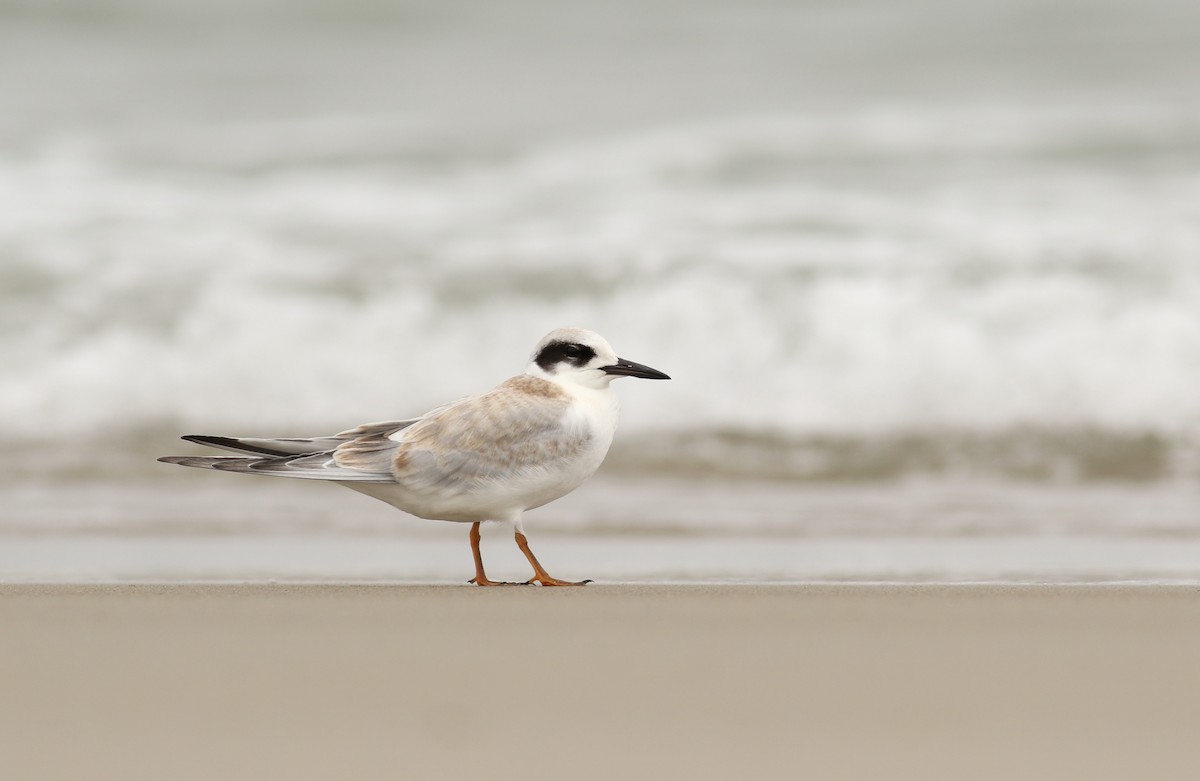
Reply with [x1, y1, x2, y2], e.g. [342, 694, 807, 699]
[2, 0, 1198, 581]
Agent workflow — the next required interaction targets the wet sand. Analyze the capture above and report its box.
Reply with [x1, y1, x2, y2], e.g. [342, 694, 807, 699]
[3, 584, 1198, 780]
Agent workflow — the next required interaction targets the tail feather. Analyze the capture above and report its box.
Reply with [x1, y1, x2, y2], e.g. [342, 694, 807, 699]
[156, 452, 393, 482]
[157, 455, 244, 469]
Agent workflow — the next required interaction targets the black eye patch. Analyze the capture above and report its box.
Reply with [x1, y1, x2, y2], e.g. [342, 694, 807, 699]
[536, 341, 597, 371]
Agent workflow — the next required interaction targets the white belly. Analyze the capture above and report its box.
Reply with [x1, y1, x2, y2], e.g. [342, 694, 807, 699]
[340, 438, 608, 523]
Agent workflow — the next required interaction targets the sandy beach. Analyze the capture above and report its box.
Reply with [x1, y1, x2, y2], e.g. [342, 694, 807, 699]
[3, 584, 1198, 781]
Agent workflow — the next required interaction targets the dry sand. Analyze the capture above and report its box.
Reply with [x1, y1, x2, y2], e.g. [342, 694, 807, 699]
[2, 584, 1199, 780]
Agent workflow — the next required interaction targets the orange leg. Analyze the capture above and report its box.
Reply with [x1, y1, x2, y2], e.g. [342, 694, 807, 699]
[515, 531, 592, 587]
[467, 522, 526, 586]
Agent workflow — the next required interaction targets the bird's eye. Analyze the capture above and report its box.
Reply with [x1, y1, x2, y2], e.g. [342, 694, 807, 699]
[534, 340, 596, 372]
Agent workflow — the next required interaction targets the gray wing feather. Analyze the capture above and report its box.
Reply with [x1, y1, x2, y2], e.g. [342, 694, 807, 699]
[333, 419, 424, 439]
[182, 419, 422, 458]
[157, 453, 395, 482]
[330, 431, 404, 474]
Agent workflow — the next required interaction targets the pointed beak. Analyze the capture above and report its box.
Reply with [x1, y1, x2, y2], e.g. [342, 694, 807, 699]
[601, 357, 671, 380]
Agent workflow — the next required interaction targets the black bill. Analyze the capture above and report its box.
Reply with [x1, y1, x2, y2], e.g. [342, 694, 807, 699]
[601, 357, 671, 380]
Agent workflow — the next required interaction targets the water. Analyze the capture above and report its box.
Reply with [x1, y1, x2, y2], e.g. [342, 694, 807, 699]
[7, 534, 1200, 584]
[2, 0, 1199, 580]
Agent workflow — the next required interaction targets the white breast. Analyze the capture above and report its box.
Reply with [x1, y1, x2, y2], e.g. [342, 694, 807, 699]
[520, 382, 619, 511]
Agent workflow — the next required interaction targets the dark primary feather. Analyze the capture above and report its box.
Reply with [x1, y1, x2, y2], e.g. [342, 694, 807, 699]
[175, 419, 423, 458]
[181, 435, 290, 457]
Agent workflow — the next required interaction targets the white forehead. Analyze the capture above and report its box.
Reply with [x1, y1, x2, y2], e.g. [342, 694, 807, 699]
[531, 327, 615, 358]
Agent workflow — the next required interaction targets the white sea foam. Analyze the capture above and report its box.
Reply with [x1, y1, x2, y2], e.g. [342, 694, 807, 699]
[4, 109, 1200, 450]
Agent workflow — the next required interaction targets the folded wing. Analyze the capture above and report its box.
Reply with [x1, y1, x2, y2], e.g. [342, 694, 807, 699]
[158, 378, 589, 493]
[383, 378, 590, 495]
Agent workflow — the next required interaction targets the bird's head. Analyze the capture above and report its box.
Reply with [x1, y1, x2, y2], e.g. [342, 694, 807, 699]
[526, 328, 670, 390]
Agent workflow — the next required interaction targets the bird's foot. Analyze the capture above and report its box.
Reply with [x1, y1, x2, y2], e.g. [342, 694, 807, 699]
[468, 576, 530, 587]
[525, 575, 593, 587]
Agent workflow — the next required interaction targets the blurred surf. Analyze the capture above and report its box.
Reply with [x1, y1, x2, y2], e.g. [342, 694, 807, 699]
[1, 0, 1198, 487]
[4, 108, 1199, 481]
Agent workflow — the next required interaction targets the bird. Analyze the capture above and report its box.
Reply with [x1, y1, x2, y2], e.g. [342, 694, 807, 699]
[159, 327, 670, 586]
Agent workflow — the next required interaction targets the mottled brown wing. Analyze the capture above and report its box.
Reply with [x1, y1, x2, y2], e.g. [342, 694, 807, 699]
[374, 378, 591, 496]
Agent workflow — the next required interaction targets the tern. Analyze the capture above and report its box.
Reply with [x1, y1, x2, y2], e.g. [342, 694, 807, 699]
[159, 327, 670, 586]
